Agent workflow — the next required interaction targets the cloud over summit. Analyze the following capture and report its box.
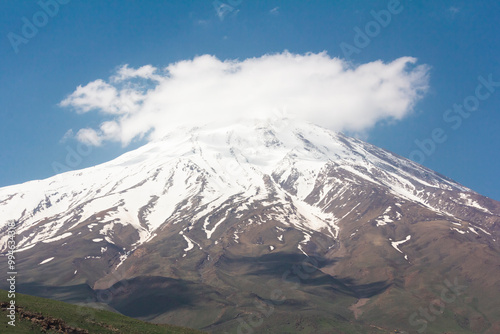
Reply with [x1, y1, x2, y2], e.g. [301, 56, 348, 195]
[60, 52, 430, 146]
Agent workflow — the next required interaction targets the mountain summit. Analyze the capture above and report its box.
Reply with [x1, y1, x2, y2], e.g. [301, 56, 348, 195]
[1, 119, 499, 333]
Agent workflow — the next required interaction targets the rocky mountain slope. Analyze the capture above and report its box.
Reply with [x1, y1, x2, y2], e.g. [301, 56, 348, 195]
[1, 118, 499, 333]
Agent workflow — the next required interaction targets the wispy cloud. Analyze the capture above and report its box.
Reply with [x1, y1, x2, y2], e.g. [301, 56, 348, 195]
[59, 129, 74, 143]
[213, 2, 239, 20]
[76, 128, 104, 146]
[269, 7, 279, 15]
[195, 19, 210, 26]
[448, 6, 460, 16]
[60, 52, 430, 146]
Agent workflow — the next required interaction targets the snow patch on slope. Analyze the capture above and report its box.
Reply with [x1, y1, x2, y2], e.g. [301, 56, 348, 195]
[390, 235, 411, 253]
[42, 232, 72, 243]
[39, 257, 54, 265]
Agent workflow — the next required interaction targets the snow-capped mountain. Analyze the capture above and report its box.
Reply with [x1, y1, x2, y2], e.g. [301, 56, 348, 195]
[1, 118, 500, 333]
[1, 119, 496, 253]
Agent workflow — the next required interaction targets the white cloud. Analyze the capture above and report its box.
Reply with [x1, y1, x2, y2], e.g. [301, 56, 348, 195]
[60, 79, 118, 114]
[76, 128, 103, 146]
[111, 64, 161, 82]
[60, 52, 430, 146]
[270, 7, 279, 15]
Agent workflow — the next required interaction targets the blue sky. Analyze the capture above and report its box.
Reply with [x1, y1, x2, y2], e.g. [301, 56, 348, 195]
[1, 0, 499, 200]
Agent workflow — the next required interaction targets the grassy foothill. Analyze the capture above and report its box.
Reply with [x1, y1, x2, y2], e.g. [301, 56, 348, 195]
[0, 289, 204, 334]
